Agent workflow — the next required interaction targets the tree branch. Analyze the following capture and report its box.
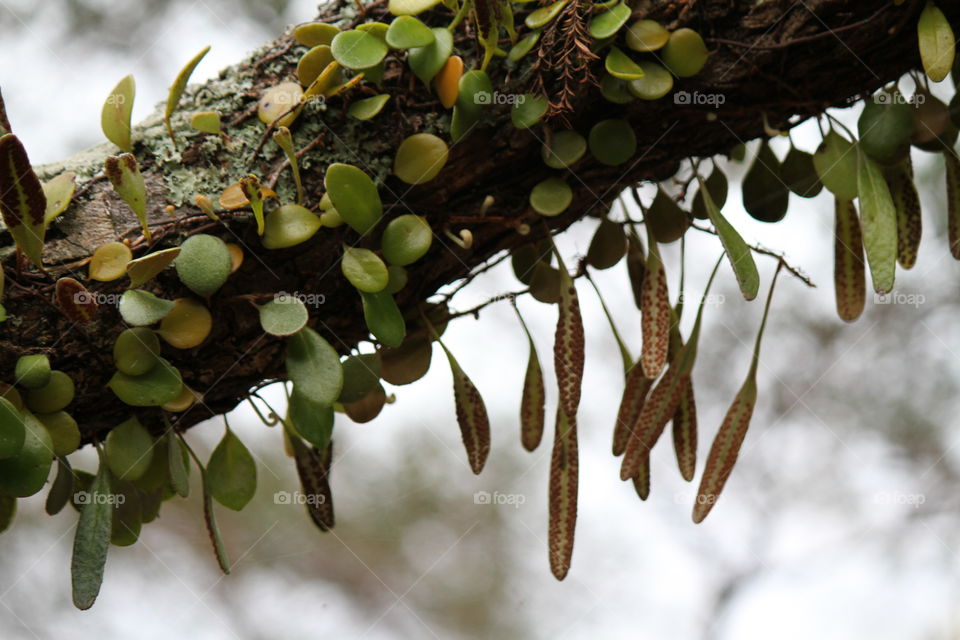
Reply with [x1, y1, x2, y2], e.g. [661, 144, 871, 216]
[0, 0, 953, 443]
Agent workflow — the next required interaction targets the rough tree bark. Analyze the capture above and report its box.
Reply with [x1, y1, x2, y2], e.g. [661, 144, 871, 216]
[0, 0, 955, 443]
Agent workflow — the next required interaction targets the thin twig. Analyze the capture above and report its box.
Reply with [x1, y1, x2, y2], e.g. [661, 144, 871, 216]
[689, 221, 815, 287]
[438, 248, 520, 303]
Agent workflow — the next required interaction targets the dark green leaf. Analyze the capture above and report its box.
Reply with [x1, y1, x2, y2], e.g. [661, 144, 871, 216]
[207, 428, 256, 511]
[71, 452, 113, 610]
[45, 457, 74, 516]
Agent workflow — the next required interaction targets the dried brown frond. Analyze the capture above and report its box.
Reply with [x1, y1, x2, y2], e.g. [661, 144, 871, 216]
[531, 0, 599, 122]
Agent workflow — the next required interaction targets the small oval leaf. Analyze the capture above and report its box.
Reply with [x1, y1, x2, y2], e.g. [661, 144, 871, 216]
[101, 75, 135, 152]
[286, 327, 344, 406]
[71, 452, 113, 610]
[105, 417, 154, 482]
[207, 427, 257, 511]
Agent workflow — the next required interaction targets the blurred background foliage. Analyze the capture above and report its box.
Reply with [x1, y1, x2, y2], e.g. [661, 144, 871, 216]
[3, 1, 960, 638]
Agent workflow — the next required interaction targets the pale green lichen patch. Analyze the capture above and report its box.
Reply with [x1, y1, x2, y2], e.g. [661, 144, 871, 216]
[8, 30, 452, 245]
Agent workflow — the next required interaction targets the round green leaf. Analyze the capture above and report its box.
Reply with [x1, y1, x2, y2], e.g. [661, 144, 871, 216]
[542, 130, 586, 169]
[175, 234, 232, 298]
[588, 2, 631, 39]
[297, 45, 335, 86]
[381, 214, 432, 265]
[36, 411, 80, 457]
[529, 177, 573, 216]
[286, 327, 344, 406]
[15, 354, 51, 389]
[294, 22, 340, 47]
[742, 141, 789, 223]
[605, 47, 645, 80]
[0, 398, 25, 460]
[456, 70, 494, 117]
[508, 30, 541, 62]
[338, 353, 382, 403]
[627, 61, 674, 100]
[813, 130, 859, 201]
[348, 94, 391, 121]
[105, 417, 154, 482]
[331, 30, 388, 70]
[625, 19, 669, 52]
[380, 335, 433, 385]
[89, 242, 133, 282]
[357, 22, 390, 42]
[511, 94, 549, 129]
[108, 358, 183, 407]
[126, 247, 181, 287]
[262, 204, 322, 249]
[119, 290, 175, 326]
[385, 265, 408, 293]
[258, 82, 304, 126]
[0, 413, 53, 497]
[324, 163, 383, 235]
[342, 246, 389, 292]
[207, 428, 257, 511]
[25, 370, 74, 414]
[858, 90, 913, 165]
[589, 118, 636, 166]
[361, 290, 406, 347]
[393, 133, 449, 185]
[525, 0, 568, 29]
[692, 167, 728, 219]
[599, 74, 634, 104]
[258, 294, 309, 336]
[408, 28, 453, 84]
[780, 147, 822, 198]
[661, 28, 708, 77]
[389, 0, 442, 15]
[45, 457, 73, 515]
[586, 218, 627, 269]
[646, 188, 690, 242]
[109, 479, 142, 546]
[386, 16, 435, 49]
[529, 262, 561, 303]
[114, 327, 161, 376]
[344, 383, 387, 423]
[190, 111, 221, 135]
[287, 390, 334, 451]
